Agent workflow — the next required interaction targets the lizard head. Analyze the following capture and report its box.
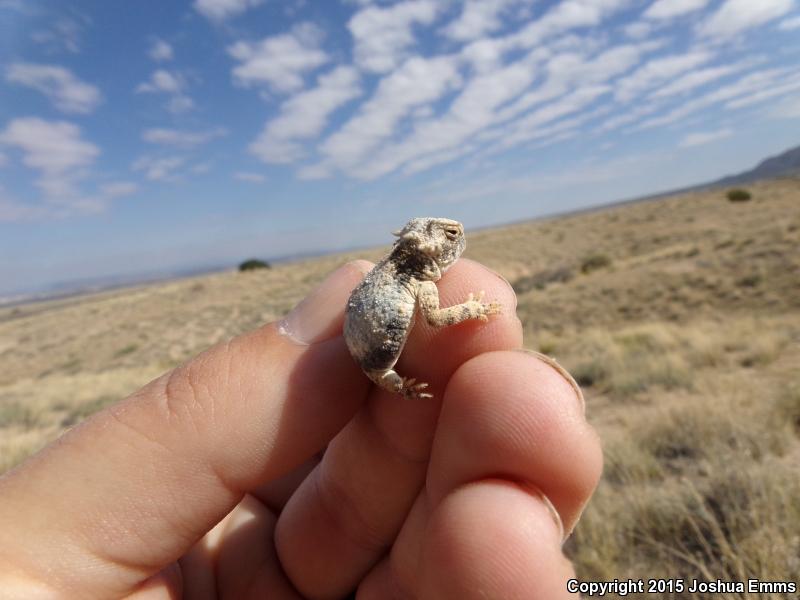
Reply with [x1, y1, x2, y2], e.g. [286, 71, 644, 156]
[392, 217, 466, 273]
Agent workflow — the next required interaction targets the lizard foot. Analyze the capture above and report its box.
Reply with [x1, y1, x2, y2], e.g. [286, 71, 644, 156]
[465, 290, 503, 322]
[401, 377, 433, 399]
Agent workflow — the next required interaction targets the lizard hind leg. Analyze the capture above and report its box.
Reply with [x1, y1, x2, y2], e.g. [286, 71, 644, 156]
[367, 369, 433, 399]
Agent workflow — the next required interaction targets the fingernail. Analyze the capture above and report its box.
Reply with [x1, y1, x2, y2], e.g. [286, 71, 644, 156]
[278, 261, 372, 345]
[537, 488, 567, 545]
[516, 482, 565, 544]
[517, 349, 585, 416]
[564, 499, 590, 542]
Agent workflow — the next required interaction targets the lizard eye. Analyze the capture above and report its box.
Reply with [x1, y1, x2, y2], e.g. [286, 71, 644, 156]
[444, 226, 460, 240]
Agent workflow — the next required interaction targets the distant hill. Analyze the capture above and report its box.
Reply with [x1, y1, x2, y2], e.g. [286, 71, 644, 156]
[712, 144, 800, 187]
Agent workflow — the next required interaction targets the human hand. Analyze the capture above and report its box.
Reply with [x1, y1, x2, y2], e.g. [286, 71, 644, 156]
[0, 259, 602, 599]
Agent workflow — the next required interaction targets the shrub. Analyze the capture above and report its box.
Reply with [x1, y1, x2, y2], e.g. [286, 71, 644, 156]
[726, 188, 752, 202]
[571, 359, 609, 388]
[580, 253, 612, 274]
[512, 266, 574, 293]
[735, 273, 761, 287]
[537, 338, 559, 355]
[238, 258, 271, 272]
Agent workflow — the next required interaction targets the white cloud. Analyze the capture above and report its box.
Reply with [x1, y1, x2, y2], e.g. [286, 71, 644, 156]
[0, 116, 136, 219]
[307, 2, 640, 180]
[250, 66, 361, 164]
[724, 74, 800, 109]
[234, 172, 267, 182]
[441, 0, 515, 42]
[698, 0, 794, 38]
[317, 55, 462, 173]
[0, 178, 136, 221]
[194, 0, 262, 21]
[778, 15, 800, 29]
[68, 181, 138, 214]
[132, 155, 186, 181]
[315, 38, 635, 180]
[313, 31, 654, 180]
[636, 67, 790, 130]
[492, 44, 641, 126]
[597, 102, 660, 132]
[167, 96, 194, 114]
[6, 63, 102, 114]
[679, 128, 732, 147]
[490, 85, 611, 152]
[0, 117, 113, 213]
[0, 117, 98, 183]
[136, 70, 194, 114]
[137, 69, 184, 94]
[566, 44, 644, 84]
[348, 0, 439, 73]
[149, 39, 174, 61]
[460, 37, 508, 73]
[650, 64, 739, 99]
[228, 23, 328, 94]
[644, 0, 710, 20]
[0, 188, 47, 222]
[344, 57, 537, 179]
[99, 181, 138, 199]
[403, 143, 479, 176]
[615, 50, 712, 101]
[770, 95, 800, 118]
[142, 127, 227, 148]
[623, 21, 653, 38]
[0, 1, 28, 12]
[31, 17, 86, 54]
[296, 163, 330, 180]
[191, 162, 212, 174]
[510, 0, 634, 49]
[447, 0, 633, 64]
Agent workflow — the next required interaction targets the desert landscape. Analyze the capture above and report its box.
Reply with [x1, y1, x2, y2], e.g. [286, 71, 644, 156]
[1, 177, 798, 598]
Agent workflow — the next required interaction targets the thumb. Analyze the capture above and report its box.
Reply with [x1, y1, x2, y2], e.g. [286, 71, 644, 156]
[0, 261, 372, 597]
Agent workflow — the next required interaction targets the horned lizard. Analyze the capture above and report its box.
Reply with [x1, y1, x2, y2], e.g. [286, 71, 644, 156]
[344, 217, 502, 399]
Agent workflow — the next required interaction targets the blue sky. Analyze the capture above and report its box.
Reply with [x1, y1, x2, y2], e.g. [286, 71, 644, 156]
[1, 0, 799, 296]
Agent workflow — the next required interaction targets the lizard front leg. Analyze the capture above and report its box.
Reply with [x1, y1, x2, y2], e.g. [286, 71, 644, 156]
[417, 281, 502, 328]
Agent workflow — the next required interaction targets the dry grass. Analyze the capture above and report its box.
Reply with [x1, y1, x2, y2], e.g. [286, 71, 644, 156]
[568, 363, 800, 596]
[1, 177, 799, 596]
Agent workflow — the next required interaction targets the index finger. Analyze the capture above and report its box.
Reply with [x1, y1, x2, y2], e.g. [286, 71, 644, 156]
[0, 261, 372, 598]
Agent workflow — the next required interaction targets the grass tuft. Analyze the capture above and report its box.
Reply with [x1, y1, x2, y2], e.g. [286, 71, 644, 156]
[0, 402, 41, 429]
[580, 253, 612, 274]
[114, 344, 138, 357]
